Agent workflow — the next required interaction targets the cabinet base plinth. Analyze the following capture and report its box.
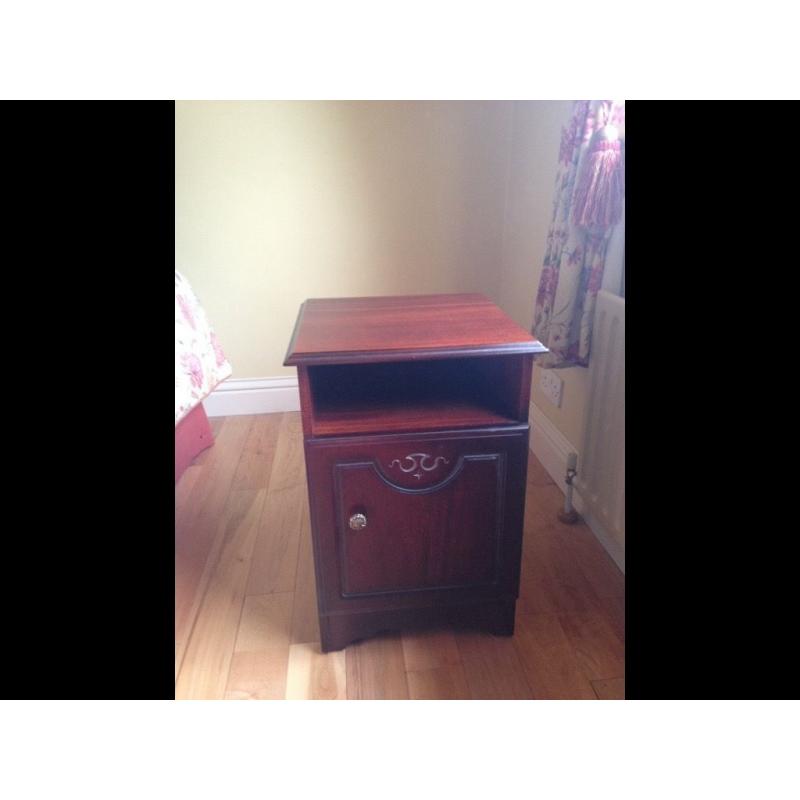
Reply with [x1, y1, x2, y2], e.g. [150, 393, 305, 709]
[319, 598, 516, 653]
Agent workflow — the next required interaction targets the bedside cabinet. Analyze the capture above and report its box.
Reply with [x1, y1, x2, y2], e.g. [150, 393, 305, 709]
[284, 293, 547, 652]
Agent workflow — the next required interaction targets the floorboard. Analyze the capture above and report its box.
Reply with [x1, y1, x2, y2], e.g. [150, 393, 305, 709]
[225, 592, 294, 700]
[175, 411, 625, 700]
[175, 416, 256, 678]
[285, 642, 346, 700]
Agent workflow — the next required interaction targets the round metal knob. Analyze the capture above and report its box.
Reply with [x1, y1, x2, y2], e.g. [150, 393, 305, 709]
[348, 513, 367, 531]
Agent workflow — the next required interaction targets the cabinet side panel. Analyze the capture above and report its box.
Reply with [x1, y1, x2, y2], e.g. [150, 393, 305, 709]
[297, 366, 314, 438]
[517, 356, 533, 421]
[499, 429, 529, 596]
[485, 355, 533, 421]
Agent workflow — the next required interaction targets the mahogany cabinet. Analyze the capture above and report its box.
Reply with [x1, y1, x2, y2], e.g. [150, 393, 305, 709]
[284, 294, 547, 652]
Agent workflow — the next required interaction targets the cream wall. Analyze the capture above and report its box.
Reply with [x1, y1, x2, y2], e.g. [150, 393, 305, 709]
[175, 101, 513, 377]
[493, 100, 588, 450]
[176, 99, 588, 449]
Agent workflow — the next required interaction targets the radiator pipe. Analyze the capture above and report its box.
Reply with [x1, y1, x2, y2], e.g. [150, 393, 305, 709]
[558, 452, 580, 524]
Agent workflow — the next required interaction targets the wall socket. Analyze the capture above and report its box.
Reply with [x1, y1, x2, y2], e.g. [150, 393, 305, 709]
[539, 369, 564, 408]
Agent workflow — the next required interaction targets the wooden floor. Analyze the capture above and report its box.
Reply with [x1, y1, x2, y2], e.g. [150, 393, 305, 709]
[175, 412, 624, 700]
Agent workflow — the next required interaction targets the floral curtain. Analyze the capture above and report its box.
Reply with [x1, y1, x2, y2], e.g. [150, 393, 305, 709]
[533, 100, 625, 368]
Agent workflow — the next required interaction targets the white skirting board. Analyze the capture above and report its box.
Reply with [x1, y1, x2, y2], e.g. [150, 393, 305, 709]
[202, 376, 300, 417]
[529, 403, 625, 573]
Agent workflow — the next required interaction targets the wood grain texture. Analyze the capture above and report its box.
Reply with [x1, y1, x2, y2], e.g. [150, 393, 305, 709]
[525, 448, 556, 487]
[306, 356, 532, 437]
[297, 366, 315, 438]
[517, 557, 593, 616]
[598, 594, 625, 643]
[311, 400, 518, 437]
[522, 480, 567, 537]
[592, 677, 625, 699]
[208, 415, 225, 436]
[285, 643, 346, 700]
[557, 610, 625, 683]
[401, 628, 462, 672]
[518, 481, 606, 618]
[287, 294, 541, 661]
[176, 488, 268, 699]
[407, 664, 471, 700]
[246, 413, 305, 595]
[305, 428, 529, 648]
[336, 452, 502, 595]
[225, 593, 293, 700]
[289, 499, 319, 644]
[564, 526, 625, 600]
[175, 463, 203, 510]
[175, 418, 624, 700]
[455, 631, 533, 699]
[521, 477, 623, 605]
[175, 416, 256, 678]
[231, 412, 282, 491]
[346, 634, 409, 699]
[284, 293, 547, 366]
[175, 415, 278, 674]
[513, 613, 596, 699]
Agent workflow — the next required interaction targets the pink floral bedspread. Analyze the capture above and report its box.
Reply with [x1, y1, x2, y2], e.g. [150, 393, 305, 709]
[175, 270, 232, 425]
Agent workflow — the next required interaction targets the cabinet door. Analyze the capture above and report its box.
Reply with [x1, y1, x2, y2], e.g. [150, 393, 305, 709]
[306, 429, 528, 611]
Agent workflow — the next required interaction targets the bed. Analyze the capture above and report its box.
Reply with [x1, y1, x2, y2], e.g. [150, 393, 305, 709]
[175, 270, 232, 482]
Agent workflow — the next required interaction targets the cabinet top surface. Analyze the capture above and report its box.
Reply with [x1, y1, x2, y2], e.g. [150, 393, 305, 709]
[284, 293, 547, 366]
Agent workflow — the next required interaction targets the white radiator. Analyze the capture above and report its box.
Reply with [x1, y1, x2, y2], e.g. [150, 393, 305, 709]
[575, 290, 625, 570]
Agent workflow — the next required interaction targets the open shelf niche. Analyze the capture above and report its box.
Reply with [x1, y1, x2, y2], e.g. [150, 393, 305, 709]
[306, 355, 530, 437]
